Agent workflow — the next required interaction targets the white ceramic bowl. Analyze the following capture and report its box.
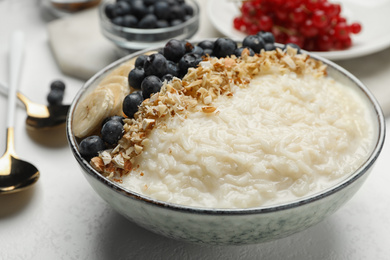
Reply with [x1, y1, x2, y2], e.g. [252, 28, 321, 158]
[99, 0, 200, 52]
[66, 43, 385, 245]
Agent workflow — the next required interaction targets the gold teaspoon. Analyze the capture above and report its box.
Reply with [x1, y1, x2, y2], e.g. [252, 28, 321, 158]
[0, 31, 39, 194]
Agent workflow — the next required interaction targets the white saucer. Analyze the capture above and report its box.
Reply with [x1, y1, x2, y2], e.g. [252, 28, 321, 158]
[207, 0, 390, 60]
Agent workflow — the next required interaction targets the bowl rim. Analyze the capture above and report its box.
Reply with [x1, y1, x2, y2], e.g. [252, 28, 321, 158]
[66, 42, 386, 215]
[99, 0, 200, 35]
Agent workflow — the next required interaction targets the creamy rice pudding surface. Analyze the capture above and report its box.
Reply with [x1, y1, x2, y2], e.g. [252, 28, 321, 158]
[89, 48, 374, 208]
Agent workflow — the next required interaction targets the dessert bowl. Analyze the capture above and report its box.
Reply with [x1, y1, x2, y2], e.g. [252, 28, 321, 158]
[99, 0, 200, 52]
[66, 42, 385, 245]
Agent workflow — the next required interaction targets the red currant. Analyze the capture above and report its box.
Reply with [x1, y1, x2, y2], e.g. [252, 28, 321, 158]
[349, 22, 362, 34]
[290, 7, 306, 24]
[301, 19, 319, 37]
[286, 35, 304, 46]
[233, 17, 244, 31]
[334, 23, 349, 40]
[312, 10, 328, 28]
[317, 35, 333, 51]
[258, 15, 273, 31]
[233, 0, 362, 51]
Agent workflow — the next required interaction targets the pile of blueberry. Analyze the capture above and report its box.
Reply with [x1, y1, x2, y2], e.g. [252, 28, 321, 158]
[79, 32, 300, 161]
[47, 80, 66, 106]
[104, 0, 194, 29]
[80, 115, 125, 161]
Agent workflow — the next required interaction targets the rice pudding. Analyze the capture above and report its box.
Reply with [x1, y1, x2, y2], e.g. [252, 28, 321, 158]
[87, 47, 375, 208]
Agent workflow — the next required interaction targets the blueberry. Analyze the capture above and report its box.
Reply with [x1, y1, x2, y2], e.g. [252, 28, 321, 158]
[112, 16, 124, 26]
[189, 45, 204, 56]
[115, 1, 131, 16]
[213, 38, 237, 58]
[203, 48, 213, 56]
[170, 5, 185, 21]
[144, 53, 167, 78]
[141, 75, 163, 99]
[79, 135, 105, 161]
[101, 120, 124, 145]
[50, 80, 66, 91]
[154, 2, 170, 20]
[178, 53, 202, 76]
[138, 14, 157, 28]
[284, 43, 301, 53]
[105, 3, 117, 19]
[165, 60, 180, 77]
[123, 15, 138, 27]
[161, 74, 173, 82]
[264, 43, 276, 51]
[131, 0, 148, 19]
[243, 35, 265, 53]
[47, 89, 64, 106]
[257, 31, 275, 44]
[123, 91, 143, 118]
[163, 39, 186, 62]
[170, 19, 182, 26]
[146, 5, 155, 15]
[156, 20, 169, 28]
[128, 67, 145, 89]
[182, 3, 193, 16]
[234, 47, 255, 57]
[144, 0, 157, 6]
[102, 115, 125, 127]
[184, 15, 192, 21]
[198, 40, 214, 50]
[135, 55, 147, 68]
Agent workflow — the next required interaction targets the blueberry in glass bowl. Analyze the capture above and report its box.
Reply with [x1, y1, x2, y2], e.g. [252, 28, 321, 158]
[99, 0, 200, 52]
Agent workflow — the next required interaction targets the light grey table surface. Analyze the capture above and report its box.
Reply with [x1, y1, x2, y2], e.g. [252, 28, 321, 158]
[1, 0, 389, 259]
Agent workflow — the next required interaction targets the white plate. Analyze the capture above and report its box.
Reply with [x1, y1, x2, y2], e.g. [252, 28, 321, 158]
[207, 0, 390, 60]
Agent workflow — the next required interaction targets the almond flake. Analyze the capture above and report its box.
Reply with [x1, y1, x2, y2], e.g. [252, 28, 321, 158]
[202, 106, 217, 113]
[142, 118, 156, 130]
[113, 154, 124, 168]
[100, 150, 112, 165]
[134, 144, 143, 154]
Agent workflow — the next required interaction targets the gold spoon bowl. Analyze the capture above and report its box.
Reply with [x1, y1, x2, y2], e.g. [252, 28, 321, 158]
[0, 128, 39, 193]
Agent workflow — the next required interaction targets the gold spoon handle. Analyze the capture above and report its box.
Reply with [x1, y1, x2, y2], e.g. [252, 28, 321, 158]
[4, 128, 16, 157]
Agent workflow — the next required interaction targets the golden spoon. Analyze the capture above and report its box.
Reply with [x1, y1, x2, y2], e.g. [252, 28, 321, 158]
[0, 31, 39, 194]
[0, 81, 70, 130]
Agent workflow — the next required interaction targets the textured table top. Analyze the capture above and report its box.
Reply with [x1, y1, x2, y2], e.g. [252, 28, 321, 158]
[0, 0, 390, 259]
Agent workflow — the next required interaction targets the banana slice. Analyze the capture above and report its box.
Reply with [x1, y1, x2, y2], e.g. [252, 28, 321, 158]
[106, 62, 134, 78]
[73, 88, 115, 138]
[99, 75, 128, 86]
[97, 82, 130, 116]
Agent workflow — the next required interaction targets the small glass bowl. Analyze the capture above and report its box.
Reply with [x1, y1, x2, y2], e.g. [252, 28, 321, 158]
[98, 0, 200, 52]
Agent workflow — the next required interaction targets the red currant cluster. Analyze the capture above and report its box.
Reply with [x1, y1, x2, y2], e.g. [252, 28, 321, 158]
[233, 0, 362, 51]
